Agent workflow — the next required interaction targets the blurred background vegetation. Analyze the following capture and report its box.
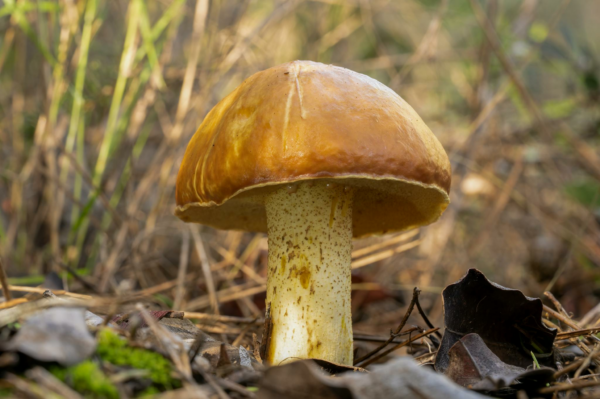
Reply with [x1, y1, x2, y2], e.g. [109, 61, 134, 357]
[0, 0, 599, 333]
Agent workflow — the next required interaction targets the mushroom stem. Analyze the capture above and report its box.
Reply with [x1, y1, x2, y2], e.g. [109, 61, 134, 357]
[265, 181, 354, 365]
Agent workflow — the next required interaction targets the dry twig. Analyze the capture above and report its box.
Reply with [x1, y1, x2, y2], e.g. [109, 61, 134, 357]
[353, 287, 421, 366]
[357, 328, 440, 368]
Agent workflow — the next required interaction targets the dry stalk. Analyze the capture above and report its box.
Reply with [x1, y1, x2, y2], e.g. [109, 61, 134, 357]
[0, 257, 12, 301]
[353, 287, 421, 366]
[357, 328, 440, 368]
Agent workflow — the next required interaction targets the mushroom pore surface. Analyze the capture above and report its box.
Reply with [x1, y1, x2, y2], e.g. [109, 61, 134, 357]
[265, 181, 353, 365]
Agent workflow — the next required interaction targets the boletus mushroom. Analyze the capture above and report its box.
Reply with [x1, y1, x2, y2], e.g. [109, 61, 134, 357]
[175, 61, 451, 366]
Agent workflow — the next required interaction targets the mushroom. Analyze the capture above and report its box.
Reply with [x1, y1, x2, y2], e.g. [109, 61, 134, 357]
[175, 61, 451, 366]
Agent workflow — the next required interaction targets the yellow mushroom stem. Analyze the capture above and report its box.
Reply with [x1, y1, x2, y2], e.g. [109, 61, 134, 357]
[264, 181, 354, 365]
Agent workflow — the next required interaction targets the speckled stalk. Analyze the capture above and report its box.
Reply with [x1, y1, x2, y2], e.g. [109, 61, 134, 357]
[264, 181, 354, 365]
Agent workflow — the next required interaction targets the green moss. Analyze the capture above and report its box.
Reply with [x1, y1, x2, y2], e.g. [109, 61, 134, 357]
[50, 361, 119, 399]
[96, 328, 181, 390]
[44, 328, 183, 397]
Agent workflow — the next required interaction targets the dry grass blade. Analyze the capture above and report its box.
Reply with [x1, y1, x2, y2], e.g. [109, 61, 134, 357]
[390, 0, 448, 86]
[351, 230, 419, 259]
[217, 379, 255, 398]
[217, 0, 301, 73]
[174, 229, 191, 310]
[130, 276, 197, 299]
[0, 286, 92, 299]
[0, 257, 12, 301]
[545, 305, 597, 338]
[232, 323, 255, 347]
[538, 380, 600, 394]
[213, 243, 265, 285]
[556, 328, 600, 341]
[190, 226, 219, 314]
[544, 304, 600, 366]
[469, 152, 523, 255]
[351, 240, 422, 269]
[469, 0, 546, 130]
[554, 357, 588, 379]
[0, 296, 89, 327]
[581, 303, 600, 328]
[5, 373, 50, 399]
[183, 312, 262, 324]
[561, 122, 600, 182]
[0, 27, 15, 73]
[545, 291, 570, 317]
[193, 367, 231, 399]
[0, 298, 27, 310]
[574, 344, 600, 379]
[26, 367, 83, 399]
[93, 0, 141, 186]
[185, 285, 266, 312]
[170, 0, 209, 142]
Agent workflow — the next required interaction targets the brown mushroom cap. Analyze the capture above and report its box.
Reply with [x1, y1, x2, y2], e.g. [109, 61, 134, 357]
[175, 61, 451, 237]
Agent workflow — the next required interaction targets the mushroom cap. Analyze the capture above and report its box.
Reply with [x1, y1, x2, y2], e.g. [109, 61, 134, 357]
[175, 61, 451, 237]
